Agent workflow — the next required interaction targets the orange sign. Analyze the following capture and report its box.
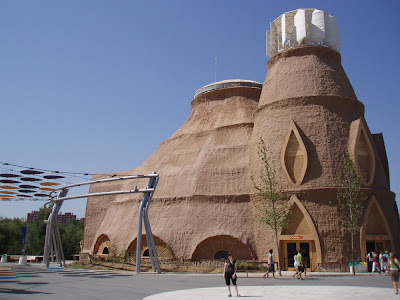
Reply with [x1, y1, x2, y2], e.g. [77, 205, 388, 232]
[290, 236, 303, 240]
[374, 236, 383, 240]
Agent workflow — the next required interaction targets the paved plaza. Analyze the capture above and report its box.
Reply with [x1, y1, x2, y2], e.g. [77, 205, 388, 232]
[0, 263, 397, 299]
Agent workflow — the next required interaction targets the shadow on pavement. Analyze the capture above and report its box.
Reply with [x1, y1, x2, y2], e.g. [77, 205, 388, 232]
[0, 288, 52, 295]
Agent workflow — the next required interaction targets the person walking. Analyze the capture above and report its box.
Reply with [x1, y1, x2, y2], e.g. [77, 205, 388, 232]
[371, 251, 381, 275]
[223, 253, 241, 297]
[295, 249, 305, 280]
[382, 251, 389, 274]
[366, 251, 373, 272]
[292, 250, 299, 278]
[388, 253, 399, 294]
[262, 249, 276, 279]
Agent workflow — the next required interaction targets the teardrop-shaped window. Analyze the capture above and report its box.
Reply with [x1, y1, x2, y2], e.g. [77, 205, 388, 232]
[281, 120, 308, 186]
[349, 118, 376, 186]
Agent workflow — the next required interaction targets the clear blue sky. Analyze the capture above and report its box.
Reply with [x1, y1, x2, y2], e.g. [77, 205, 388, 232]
[1, 0, 399, 219]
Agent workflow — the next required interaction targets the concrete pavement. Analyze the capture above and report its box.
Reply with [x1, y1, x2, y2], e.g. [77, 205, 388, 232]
[0, 262, 397, 299]
[144, 285, 398, 299]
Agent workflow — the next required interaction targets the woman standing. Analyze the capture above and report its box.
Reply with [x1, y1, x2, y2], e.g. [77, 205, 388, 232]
[223, 253, 241, 297]
[388, 253, 399, 294]
[371, 251, 381, 275]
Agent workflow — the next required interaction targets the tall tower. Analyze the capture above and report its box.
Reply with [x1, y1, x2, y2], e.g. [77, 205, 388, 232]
[250, 9, 399, 271]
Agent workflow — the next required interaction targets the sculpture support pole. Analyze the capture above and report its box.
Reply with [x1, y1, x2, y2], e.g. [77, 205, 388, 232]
[144, 176, 160, 273]
[135, 198, 145, 273]
[43, 189, 68, 268]
[136, 174, 160, 274]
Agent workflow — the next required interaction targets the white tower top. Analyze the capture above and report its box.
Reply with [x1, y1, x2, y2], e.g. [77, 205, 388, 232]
[266, 8, 340, 58]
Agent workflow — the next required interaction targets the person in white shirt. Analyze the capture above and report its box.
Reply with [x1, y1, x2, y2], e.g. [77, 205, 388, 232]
[262, 249, 276, 279]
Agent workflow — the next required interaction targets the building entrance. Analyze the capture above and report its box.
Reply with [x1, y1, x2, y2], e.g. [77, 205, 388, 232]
[282, 240, 313, 271]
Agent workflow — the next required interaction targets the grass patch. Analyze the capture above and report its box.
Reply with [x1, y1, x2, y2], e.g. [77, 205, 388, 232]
[68, 260, 224, 273]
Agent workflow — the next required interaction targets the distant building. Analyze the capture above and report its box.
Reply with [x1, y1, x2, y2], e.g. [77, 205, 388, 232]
[27, 210, 41, 222]
[27, 210, 77, 224]
[57, 212, 77, 224]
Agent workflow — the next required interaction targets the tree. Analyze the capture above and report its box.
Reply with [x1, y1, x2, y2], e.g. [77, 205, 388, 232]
[335, 156, 367, 275]
[251, 138, 291, 276]
[25, 207, 50, 255]
[0, 217, 25, 254]
[59, 219, 84, 259]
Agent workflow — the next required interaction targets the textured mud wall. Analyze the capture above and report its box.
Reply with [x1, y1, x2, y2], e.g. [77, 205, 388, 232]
[82, 87, 261, 257]
[82, 46, 400, 267]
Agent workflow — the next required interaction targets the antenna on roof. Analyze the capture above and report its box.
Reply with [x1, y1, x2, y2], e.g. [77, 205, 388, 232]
[214, 57, 218, 82]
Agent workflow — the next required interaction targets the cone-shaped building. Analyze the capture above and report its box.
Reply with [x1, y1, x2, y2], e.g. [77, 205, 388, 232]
[81, 9, 400, 271]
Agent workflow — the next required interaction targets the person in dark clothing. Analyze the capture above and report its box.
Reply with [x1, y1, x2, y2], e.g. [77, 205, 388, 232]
[223, 253, 241, 297]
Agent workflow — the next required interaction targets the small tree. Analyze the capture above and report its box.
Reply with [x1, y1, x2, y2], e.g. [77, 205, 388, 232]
[335, 156, 367, 275]
[251, 138, 291, 276]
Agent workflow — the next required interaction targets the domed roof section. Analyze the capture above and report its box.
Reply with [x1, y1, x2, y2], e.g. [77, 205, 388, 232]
[194, 79, 262, 99]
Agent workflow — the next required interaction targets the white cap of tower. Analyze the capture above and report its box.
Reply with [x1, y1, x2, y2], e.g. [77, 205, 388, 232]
[266, 8, 340, 58]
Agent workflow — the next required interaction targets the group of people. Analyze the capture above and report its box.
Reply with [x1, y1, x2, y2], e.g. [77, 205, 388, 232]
[223, 249, 400, 296]
[367, 251, 399, 294]
[368, 250, 390, 274]
[222, 248, 305, 297]
[292, 249, 307, 280]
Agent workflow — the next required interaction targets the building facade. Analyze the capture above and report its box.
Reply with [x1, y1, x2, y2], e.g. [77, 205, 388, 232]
[81, 9, 400, 271]
[27, 210, 78, 224]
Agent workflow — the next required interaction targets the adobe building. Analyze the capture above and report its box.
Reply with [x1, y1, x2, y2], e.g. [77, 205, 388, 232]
[81, 9, 400, 271]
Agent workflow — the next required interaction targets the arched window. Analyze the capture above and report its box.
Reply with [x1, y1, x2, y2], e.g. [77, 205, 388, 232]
[192, 235, 254, 260]
[102, 247, 109, 255]
[214, 250, 229, 260]
[127, 235, 174, 259]
[281, 120, 308, 186]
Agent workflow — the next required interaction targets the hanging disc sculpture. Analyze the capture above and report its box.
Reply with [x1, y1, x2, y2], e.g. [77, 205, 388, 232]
[0, 163, 81, 202]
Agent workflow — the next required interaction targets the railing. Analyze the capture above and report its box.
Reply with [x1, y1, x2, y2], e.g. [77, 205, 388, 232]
[284, 257, 313, 270]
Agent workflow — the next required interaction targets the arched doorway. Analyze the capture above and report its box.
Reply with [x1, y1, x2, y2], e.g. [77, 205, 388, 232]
[191, 235, 255, 260]
[127, 235, 174, 259]
[93, 234, 111, 256]
[360, 196, 394, 270]
[279, 195, 321, 272]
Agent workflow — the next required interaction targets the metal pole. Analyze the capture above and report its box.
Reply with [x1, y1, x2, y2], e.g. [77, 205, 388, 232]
[44, 207, 55, 267]
[43, 189, 68, 268]
[144, 176, 161, 273]
[54, 220, 65, 267]
[135, 192, 146, 273]
[142, 177, 156, 272]
[144, 211, 160, 273]
[51, 227, 60, 264]
[52, 188, 155, 202]
[144, 221, 156, 272]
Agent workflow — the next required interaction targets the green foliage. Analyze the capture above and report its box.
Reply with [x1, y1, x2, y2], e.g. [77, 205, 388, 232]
[335, 156, 367, 232]
[0, 207, 84, 259]
[59, 219, 84, 259]
[251, 138, 291, 275]
[236, 261, 267, 271]
[25, 208, 50, 255]
[251, 138, 291, 233]
[335, 156, 368, 275]
[0, 217, 25, 254]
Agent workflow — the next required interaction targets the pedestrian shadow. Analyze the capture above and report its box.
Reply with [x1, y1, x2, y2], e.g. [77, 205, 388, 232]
[17, 282, 50, 285]
[303, 277, 320, 280]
